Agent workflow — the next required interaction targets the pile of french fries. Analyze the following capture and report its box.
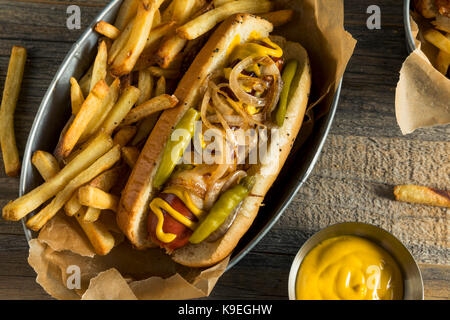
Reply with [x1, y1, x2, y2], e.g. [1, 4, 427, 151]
[423, 29, 450, 76]
[1, 0, 293, 256]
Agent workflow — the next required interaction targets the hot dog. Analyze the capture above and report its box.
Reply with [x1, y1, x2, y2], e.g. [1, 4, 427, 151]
[117, 14, 312, 267]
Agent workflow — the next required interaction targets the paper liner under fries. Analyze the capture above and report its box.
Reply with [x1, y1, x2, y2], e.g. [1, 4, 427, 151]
[27, 0, 356, 300]
[395, 12, 450, 134]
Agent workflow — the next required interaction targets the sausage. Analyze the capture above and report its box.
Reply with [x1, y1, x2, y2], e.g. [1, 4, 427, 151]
[148, 193, 197, 252]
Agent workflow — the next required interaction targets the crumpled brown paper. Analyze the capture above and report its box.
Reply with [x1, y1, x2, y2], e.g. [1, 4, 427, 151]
[27, 0, 356, 300]
[395, 12, 450, 134]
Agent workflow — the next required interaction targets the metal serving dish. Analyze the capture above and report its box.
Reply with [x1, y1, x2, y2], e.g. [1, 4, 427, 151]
[288, 222, 424, 300]
[19, 0, 343, 271]
[404, 0, 416, 53]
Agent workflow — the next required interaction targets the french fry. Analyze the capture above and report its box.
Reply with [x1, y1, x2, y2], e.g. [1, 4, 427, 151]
[131, 114, 159, 146]
[144, 21, 177, 50]
[95, 21, 121, 40]
[161, 0, 175, 22]
[80, 78, 121, 142]
[90, 41, 108, 92]
[213, 0, 235, 7]
[75, 208, 116, 255]
[78, 186, 119, 212]
[137, 70, 154, 104]
[122, 94, 178, 125]
[172, 0, 197, 22]
[79, 64, 93, 97]
[70, 77, 84, 115]
[121, 146, 140, 168]
[89, 165, 124, 191]
[26, 145, 121, 231]
[113, 126, 137, 146]
[2, 134, 113, 221]
[259, 10, 294, 27]
[177, 0, 273, 40]
[155, 75, 166, 96]
[110, 0, 164, 77]
[83, 166, 124, 222]
[55, 80, 110, 158]
[0, 46, 26, 177]
[114, 0, 139, 31]
[64, 193, 82, 216]
[423, 29, 450, 54]
[394, 185, 450, 208]
[109, 18, 135, 65]
[153, 9, 161, 27]
[155, 36, 188, 68]
[32, 150, 60, 181]
[148, 66, 179, 79]
[99, 86, 141, 135]
[436, 49, 450, 75]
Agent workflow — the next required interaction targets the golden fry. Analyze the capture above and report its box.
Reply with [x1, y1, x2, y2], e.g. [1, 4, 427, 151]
[436, 49, 450, 75]
[177, 0, 272, 40]
[80, 78, 121, 142]
[423, 29, 450, 54]
[259, 10, 294, 27]
[213, 0, 235, 7]
[155, 76, 166, 96]
[155, 36, 188, 69]
[122, 94, 178, 125]
[148, 66, 179, 79]
[70, 77, 84, 115]
[26, 145, 121, 231]
[79, 64, 93, 97]
[121, 146, 140, 168]
[137, 70, 154, 105]
[82, 166, 124, 222]
[144, 21, 177, 50]
[56, 80, 110, 158]
[109, 18, 135, 65]
[64, 193, 82, 217]
[394, 185, 450, 208]
[75, 208, 116, 255]
[113, 125, 137, 146]
[0, 46, 26, 177]
[2, 134, 113, 221]
[110, 0, 164, 76]
[78, 186, 119, 212]
[95, 21, 121, 40]
[32, 150, 60, 181]
[90, 41, 108, 92]
[114, 0, 139, 31]
[99, 86, 141, 135]
[131, 114, 159, 146]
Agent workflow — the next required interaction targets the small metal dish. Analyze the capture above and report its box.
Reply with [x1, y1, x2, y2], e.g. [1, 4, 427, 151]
[288, 222, 424, 300]
[404, 0, 416, 53]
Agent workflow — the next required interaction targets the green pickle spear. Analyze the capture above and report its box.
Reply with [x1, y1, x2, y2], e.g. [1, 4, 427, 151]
[275, 59, 298, 127]
[153, 108, 200, 188]
[189, 176, 255, 244]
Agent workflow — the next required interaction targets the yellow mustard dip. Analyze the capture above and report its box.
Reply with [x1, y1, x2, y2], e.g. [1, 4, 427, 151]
[296, 235, 403, 300]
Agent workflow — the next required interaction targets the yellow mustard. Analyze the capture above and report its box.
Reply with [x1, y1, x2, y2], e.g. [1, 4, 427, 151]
[296, 235, 403, 300]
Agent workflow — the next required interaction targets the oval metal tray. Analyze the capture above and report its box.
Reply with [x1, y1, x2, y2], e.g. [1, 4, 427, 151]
[19, 0, 343, 271]
[404, 0, 416, 53]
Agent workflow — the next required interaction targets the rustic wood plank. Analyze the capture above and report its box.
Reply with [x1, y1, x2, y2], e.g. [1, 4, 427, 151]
[0, 0, 447, 300]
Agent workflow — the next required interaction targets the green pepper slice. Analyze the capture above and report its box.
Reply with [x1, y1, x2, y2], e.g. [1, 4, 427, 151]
[189, 176, 255, 244]
[153, 108, 200, 188]
[275, 59, 298, 127]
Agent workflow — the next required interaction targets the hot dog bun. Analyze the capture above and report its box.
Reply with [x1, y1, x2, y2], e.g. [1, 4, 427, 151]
[117, 14, 274, 249]
[171, 37, 311, 267]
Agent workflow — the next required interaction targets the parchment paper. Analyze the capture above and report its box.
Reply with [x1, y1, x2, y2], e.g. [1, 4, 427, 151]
[395, 12, 450, 134]
[27, 0, 356, 300]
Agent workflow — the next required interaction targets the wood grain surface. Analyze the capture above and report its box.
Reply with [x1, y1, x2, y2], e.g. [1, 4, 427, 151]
[0, 0, 448, 300]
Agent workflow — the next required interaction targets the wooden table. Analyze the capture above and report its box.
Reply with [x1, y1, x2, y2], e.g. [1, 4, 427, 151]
[0, 0, 448, 300]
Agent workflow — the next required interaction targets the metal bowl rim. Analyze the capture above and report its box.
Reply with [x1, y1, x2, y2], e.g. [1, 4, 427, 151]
[404, 0, 417, 53]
